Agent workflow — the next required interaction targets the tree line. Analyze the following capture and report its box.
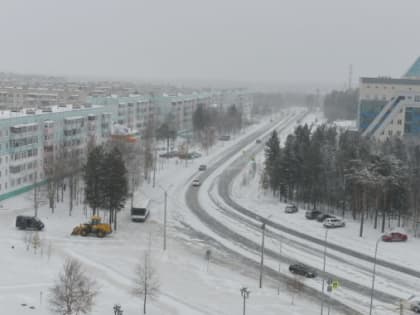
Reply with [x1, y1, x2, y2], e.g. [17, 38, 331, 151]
[263, 125, 420, 236]
[192, 104, 243, 151]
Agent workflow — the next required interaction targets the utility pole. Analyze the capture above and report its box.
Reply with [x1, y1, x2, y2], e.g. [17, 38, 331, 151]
[278, 236, 283, 295]
[348, 64, 353, 90]
[163, 190, 167, 251]
[259, 222, 266, 289]
[369, 237, 381, 315]
[320, 229, 329, 315]
[34, 172, 38, 217]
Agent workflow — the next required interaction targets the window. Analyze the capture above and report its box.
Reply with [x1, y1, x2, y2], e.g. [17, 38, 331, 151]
[397, 120, 402, 125]
[388, 130, 393, 136]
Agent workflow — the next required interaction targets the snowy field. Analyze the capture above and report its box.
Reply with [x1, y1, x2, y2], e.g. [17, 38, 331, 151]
[0, 109, 332, 315]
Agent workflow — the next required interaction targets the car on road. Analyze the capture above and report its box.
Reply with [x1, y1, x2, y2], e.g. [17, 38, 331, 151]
[198, 164, 207, 171]
[411, 301, 420, 313]
[305, 209, 322, 220]
[323, 218, 345, 228]
[256, 139, 262, 144]
[285, 204, 298, 213]
[192, 179, 201, 187]
[382, 232, 407, 242]
[316, 213, 335, 222]
[16, 215, 45, 231]
[289, 263, 317, 278]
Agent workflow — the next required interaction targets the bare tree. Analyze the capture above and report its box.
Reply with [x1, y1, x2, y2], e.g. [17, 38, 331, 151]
[44, 143, 68, 213]
[49, 257, 99, 315]
[132, 252, 160, 314]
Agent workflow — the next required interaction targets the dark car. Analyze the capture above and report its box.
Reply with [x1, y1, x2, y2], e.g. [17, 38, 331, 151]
[411, 301, 420, 313]
[316, 213, 335, 222]
[218, 135, 231, 141]
[285, 204, 298, 213]
[305, 210, 322, 220]
[289, 263, 317, 278]
[256, 139, 262, 144]
[382, 232, 407, 242]
[198, 164, 207, 171]
[16, 215, 44, 231]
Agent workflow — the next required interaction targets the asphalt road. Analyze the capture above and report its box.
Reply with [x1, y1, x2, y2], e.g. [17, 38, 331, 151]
[185, 110, 375, 315]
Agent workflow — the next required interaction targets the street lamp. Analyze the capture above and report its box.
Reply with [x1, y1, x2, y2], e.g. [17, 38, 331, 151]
[259, 215, 272, 289]
[157, 184, 172, 251]
[320, 228, 329, 315]
[369, 236, 382, 315]
[259, 221, 266, 289]
[240, 287, 250, 315]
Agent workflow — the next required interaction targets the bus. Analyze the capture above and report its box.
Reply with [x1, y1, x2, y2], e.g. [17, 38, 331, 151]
[131, 197, 150, 222]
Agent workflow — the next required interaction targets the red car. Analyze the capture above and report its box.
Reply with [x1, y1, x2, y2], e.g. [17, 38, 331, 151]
[382, 232, 407, 242]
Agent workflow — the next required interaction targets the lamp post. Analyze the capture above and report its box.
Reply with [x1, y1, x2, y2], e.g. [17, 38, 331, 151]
[278, 235, 283, 295]
[259, 221, 266, 289]
[259, 215, 272, 289]
[369, 237, 382, 315]
[158, 184, 172, 251]
[240, 287, 250, 315]
[320, 228, 329, 315]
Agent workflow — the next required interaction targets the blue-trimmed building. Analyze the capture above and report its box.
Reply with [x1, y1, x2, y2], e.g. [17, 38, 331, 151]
[358, 58, 420, 140]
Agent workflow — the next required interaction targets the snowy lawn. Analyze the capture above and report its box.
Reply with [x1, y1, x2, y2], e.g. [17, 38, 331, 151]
[0, 109, 333, 315]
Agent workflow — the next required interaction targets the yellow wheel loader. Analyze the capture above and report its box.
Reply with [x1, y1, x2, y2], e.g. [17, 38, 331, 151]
[71, 216, 112, 238]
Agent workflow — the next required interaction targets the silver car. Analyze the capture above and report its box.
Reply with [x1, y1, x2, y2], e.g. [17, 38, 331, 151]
[323, 218, 345, 228]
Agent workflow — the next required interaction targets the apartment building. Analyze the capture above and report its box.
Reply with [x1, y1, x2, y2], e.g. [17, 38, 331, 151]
[88, 94, 154, 137]
[0, 105, 112, 200]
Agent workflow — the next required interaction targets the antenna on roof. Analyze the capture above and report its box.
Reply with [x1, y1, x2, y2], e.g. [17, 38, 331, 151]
[348, 64, 353, 90]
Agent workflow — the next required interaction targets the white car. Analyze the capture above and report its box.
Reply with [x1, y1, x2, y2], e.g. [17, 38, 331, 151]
[192, 179, 201, 187]
[323, 218, 345, 228]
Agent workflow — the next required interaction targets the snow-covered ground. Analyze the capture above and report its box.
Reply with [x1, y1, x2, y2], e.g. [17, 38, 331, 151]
[0, 109, 332, 315]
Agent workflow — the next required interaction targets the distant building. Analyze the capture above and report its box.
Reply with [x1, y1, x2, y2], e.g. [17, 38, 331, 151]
[358, 58, 420, 140]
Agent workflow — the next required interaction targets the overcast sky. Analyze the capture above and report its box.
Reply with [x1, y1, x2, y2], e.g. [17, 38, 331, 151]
[1, 0, 420, 89]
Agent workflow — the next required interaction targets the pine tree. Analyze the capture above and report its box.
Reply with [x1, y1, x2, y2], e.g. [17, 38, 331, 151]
[264, 131, 281, 194]
[83, 146, 106, 216]
[101, 147, 128, 231]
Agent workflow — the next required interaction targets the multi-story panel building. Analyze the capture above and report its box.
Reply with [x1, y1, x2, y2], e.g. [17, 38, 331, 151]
[88, 95, 154, 138]
[0, 105, 111, 200]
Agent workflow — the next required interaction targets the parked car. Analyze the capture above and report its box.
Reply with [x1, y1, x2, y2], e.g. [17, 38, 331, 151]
[256, 139, 262, 144]
[323, 218, 345, 228]
[159, 151, 178, 158]
[16, 215, 44, 231]
[316, 213, 335, 222]
[285, 204, 298, 213]
[382, 232, 407, 242]
[289, 263, 317, 278]
[192, 179, 201, 187]
[305, 209, 322, 220]
[411, 301, 420, 313]
[198, 164, 207, 171]
[218, 135, 231, 141]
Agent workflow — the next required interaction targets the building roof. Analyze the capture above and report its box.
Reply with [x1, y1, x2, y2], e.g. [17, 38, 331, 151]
[404, 57, 420, 78]
[360, 77, 420, 85]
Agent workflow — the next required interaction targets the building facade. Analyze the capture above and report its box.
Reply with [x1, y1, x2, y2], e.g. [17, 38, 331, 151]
[358, 58, 420, 140]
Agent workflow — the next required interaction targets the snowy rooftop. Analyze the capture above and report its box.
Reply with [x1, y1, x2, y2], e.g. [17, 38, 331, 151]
[0, 104, 103, 120]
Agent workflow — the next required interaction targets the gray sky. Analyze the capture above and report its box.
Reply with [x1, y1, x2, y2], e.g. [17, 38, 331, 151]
[1, 0, 420, 89]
